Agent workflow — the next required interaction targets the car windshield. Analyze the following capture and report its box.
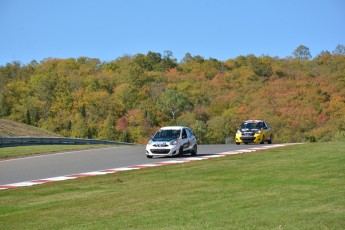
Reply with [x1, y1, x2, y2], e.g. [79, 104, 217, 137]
[240, 122, 263, 129]
[154, 129, 181, 139]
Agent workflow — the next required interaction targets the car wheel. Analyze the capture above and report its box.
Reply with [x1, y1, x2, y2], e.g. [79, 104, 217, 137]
[236, 142, 240, 145]
[244, 142, 249, 145]
[260, 136, 265, 144]
[191, 144, 197, 156]
[178, 146, 184, 157]
[147, 155, 153, 159]
[268, 135, 272, 144]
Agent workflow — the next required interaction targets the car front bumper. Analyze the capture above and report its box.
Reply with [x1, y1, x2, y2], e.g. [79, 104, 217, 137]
[235, 133, 263, 143]
[145, 145, 180, 157]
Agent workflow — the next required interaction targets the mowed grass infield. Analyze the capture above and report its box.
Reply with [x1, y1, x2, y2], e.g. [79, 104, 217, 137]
[0, 144, 115, 160]
[1, 143, 344, 229]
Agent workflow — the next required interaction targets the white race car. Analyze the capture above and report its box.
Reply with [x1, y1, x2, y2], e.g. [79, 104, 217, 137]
[146, 126, 198, 158]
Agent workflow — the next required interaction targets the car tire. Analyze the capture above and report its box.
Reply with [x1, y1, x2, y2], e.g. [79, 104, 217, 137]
[260, 136, 265, 144]
[147, 155, 153, 159]
[244, 142, 249, 145]
[178, 146, 184, 157]
[236, 142, 240, 145]
[191, 145, 197, 156]
[268, 135, 272, 144]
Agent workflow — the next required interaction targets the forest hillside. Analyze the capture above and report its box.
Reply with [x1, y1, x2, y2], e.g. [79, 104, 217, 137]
[1, 47, 345, 144]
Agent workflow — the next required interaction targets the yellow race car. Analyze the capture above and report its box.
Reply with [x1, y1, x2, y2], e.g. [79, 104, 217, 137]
[235, 120, 273, 145]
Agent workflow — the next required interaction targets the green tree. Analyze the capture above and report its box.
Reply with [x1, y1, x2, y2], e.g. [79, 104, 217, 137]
[98, 113, 116, 141]
[71, 114, 88, 138]
[161, 50, 177, 70]
[293, 45, 312, 59]
[158, 89, 193, 120]
[206, 116, 227, 144]
[333, 44, 345, 55]
[0, 92, 10, 116]
[191, 120, 208, 144]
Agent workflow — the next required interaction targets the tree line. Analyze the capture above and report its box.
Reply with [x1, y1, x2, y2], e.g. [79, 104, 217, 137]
[1, 46, 345, 143]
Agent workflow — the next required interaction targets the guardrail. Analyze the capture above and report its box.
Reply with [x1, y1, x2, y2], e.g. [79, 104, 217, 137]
[0, 136, 134, 147]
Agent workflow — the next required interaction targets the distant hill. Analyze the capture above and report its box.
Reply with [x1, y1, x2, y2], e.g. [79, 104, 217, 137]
[1, 52, 344, 143]
[0, 119, 60, 137]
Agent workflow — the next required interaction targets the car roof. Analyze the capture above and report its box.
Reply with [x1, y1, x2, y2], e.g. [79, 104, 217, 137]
[244, 120, 264, 123]
[159, 126, 187, 130]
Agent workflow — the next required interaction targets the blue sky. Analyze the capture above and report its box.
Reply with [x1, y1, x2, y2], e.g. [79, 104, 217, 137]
[1, 0, 344, 66]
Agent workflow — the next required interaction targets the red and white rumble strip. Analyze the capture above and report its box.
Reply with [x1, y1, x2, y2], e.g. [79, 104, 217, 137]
[0, 144, 289, 190]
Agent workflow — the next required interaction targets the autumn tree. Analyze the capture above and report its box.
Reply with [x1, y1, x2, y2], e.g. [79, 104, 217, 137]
[1, 51, 345, 144]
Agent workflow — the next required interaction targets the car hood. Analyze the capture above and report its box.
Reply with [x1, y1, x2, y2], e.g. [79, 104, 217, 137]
[150, 138, 176, 142]
[239, 128, 259, 133]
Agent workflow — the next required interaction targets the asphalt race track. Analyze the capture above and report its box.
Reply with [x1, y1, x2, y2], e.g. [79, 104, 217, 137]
[0, 144, 285, 189]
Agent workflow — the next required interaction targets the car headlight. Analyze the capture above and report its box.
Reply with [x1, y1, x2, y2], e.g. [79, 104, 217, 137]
[255, 130, 262, 134]
[147, 140, 153, 145]
[170, 140, 178, 145]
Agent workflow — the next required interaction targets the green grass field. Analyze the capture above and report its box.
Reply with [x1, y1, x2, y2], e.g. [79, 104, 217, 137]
[1, 143, 344, 229]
